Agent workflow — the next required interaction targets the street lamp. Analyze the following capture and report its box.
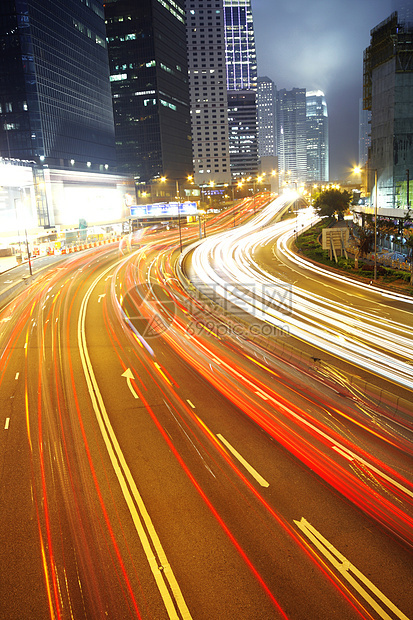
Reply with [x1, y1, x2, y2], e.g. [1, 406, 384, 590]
[15, 188, 33, 276]
[374, 169, 378, 281]
[178, 202, 183, 253]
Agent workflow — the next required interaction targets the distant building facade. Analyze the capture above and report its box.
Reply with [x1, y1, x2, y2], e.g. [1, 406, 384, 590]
[363, 11, 413, 209]
[0, 0, 116, 172]
[223, 0, 259, 179]
[257, 77, 277, 158]
[186, 0, 231, 185]
[227, 90, 258, 178]
[105, 0, 193, 183]
[358, 98, 371, 169]
[306, 90, 329, 183]
[277, 88, 307, 186]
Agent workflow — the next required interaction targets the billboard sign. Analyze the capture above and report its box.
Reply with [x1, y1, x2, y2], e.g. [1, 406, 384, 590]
[130, 202, 198, 218]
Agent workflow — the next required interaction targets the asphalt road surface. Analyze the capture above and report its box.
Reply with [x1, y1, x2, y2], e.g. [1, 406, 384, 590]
[0, 201, 412, 620]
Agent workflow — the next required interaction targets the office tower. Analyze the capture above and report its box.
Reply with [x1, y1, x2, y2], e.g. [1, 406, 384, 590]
[105, 0, 192, 183]
[257, 77, 277, 158]
[224, 0, 257, 91]
[0, 0, 116, 171]
[227, 90, 258, 178]
[358, 98, 371, 168]
[223, 0, 259, 179]
[363, 11, 413, 208]
[306, 90, 329, 183]
[186, 0, 231, 185]
[277, 88, 307, 186]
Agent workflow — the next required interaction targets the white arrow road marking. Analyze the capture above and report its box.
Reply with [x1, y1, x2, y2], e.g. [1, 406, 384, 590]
[98, 294, 106, 303]
[121, 368, 139, 399]
[79, 264, 192, 620]
[294, 517, 409, 620]
[217, 434, 269, 487]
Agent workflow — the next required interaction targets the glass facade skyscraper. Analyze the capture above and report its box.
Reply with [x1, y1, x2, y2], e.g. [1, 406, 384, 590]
[306, 90, 329, 183]
[223, 0, 258, 178]
[358, 98, 371, 169]
[223, 0, 257, 91]
[0, 0, 116, 170]
[277, 88, 307, 185]
[227, 90, 258, 177]
[105, 0, 192, 182]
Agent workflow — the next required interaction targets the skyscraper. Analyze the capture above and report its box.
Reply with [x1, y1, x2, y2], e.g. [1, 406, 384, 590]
[224, 0, 257, 91]
[186, 0, 231, 185]
[223, 0, 258, 179]
[257, 77, 277, 158]
[227, 90, 258, 178]
[306, 90, 329, 183]
[0, 0, 116, 171]
[358, 98, 371, 169]
[363, 11, 413, 208]
[277, 88, 307, 186]
[105, 0, 193, 183]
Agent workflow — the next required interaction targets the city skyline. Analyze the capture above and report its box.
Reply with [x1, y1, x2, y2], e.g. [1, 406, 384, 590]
[252, 0, 393, 179]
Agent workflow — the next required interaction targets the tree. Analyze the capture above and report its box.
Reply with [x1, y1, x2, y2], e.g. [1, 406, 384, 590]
[313, 189, 352, 219]
[353, 224, 374, 269]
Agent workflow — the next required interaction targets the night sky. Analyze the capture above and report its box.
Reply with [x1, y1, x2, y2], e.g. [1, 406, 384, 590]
[252, 0, 393, 180]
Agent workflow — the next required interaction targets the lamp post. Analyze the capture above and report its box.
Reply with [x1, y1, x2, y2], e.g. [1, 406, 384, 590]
[13, 198, 22, 256]
[374, 169, 378, 281]
[16, 188, 33, 276]
[178, 203, 183, 253]
[24, 227, 33, 276]
[174, 178, 183, 253]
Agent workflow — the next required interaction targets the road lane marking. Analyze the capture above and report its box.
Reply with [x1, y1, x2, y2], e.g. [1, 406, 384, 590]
[15, 372, 19, 380]
[4, 418, 10, 429]
[255, 389, 269, 401]
[121, 368, 139, 399]
[154, 362, 172, 385]
[79, 263, 192, 620]
[294, 517, 409, 620]
[187, 400, 196, 409]
[217, 434, 269, 488]
[275, 400, 413, 500]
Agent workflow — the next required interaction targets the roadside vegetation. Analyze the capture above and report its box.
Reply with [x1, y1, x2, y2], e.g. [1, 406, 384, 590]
[296, 221, 412, 290]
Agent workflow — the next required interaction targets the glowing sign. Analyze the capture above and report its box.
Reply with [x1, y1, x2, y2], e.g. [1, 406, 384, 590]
[130, 202, 198, 217]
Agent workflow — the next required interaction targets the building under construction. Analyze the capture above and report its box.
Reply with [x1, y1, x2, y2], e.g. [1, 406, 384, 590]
[363, 11, 413, 210]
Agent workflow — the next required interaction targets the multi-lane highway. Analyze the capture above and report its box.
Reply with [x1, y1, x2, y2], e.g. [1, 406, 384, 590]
[0, 195, 412, 619]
